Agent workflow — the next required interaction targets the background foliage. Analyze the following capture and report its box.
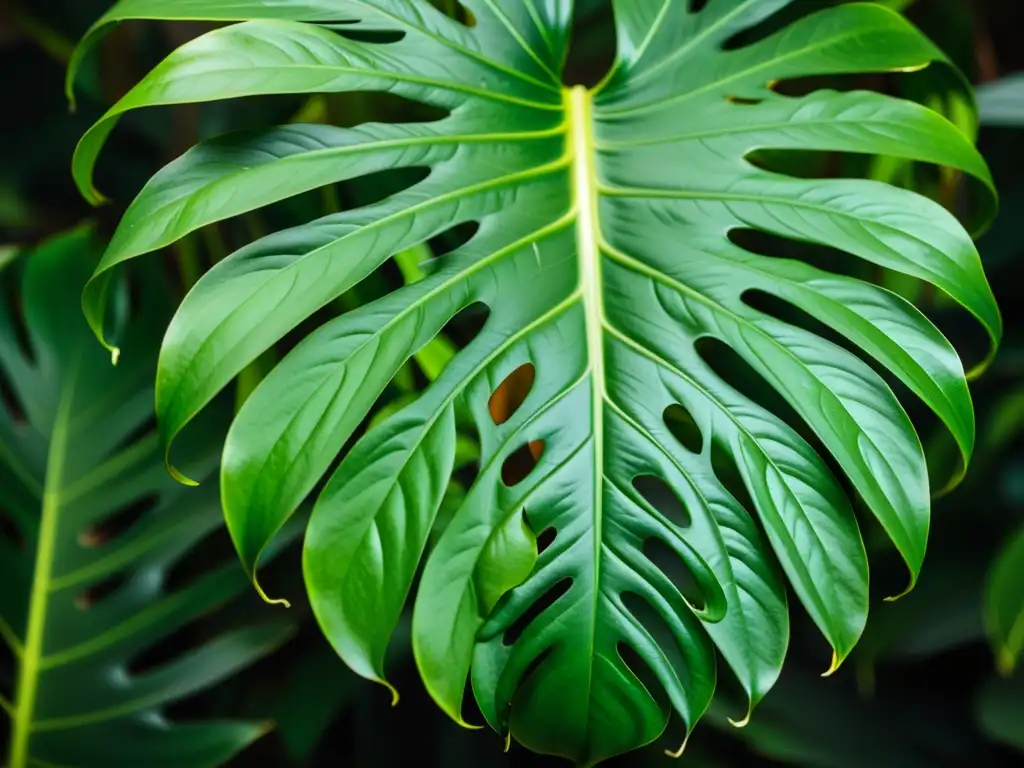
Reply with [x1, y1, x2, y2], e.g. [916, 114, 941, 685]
[1, 0, 1022, 765]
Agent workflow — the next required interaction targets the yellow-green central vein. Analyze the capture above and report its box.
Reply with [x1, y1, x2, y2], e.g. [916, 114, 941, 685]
[10, 360, 77, 768]
[566, 84, 605, 738]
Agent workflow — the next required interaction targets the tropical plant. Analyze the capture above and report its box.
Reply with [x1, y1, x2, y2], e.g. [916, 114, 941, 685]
[68, 0, 1001, 764]
[0, 230, 293, 768]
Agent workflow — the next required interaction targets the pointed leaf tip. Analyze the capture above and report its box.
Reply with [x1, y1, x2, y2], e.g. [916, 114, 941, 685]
[728, 711, 752, 728]
[822, 649, 843, 678]
[253, 579, 291, 609]
[664, 731, 690, 759]
[165, 458, 199, 487]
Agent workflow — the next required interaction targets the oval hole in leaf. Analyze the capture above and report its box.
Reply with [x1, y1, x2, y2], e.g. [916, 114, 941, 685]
[633, 475, 692, 528]
[2, 270, 35, 364]
[335, 28, 406, 44]
[663, 403, 703, 454]
[709, 440, 760, 526]
[536, 526, 557, 555]
[503, 577, 572, 647]
[689, 0, 710, 13]
[727, 95, 763, 105]
[502, 440, 545, 488]
[617, 641, 669, 709]
[728, 227, 863, 279]
[79, 493, 159, 548]
[0, 367, 26, 426]
[76, 572, 128, 610]
[0, 508, 25, 551]
[722, 3, 807, 50]
[166, 527, 237, 591]
[110, 415, 158, 455]
[490, 363, 536, 426]
[621, 592, 690, 692]
[129, 614, 207, 675]
[642, 538, 705, 611]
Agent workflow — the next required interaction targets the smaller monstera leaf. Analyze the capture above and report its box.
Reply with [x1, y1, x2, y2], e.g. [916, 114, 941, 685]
[0, 231, 293, 768]
[70, 1, 999, 764]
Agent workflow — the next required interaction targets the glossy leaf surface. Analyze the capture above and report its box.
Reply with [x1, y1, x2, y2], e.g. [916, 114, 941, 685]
[72, 1, 999, 763]
[0, 231, 292, 768]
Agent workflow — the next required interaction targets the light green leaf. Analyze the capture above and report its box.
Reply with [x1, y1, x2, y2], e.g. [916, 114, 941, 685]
[73, 1, 999, 763]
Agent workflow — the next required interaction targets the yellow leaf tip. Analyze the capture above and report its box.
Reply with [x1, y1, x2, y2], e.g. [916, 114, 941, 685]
[729, 712, 752, 729]
[110, 347, 121, 366]
[664, 731, 691, 759]
[503, 731, 512, 753]
[253, 579, 291, 609]
[822, 649, 843, 678]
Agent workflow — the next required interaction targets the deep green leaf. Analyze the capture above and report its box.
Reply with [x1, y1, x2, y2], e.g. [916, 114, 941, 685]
[72, 1, 1000, 763]
[0, 231, 292, 768]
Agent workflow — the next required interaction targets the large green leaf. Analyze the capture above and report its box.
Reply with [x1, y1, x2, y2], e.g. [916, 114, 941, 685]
[0, 231, 293, 768]
[71, 1, 1000, 763]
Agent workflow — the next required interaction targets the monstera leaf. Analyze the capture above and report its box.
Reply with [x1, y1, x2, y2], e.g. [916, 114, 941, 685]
[70, 1, 1000, 764]
[0, 231, 292, 767]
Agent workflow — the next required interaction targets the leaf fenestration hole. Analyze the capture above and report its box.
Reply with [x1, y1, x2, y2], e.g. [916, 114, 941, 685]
[633, 475, 692, 529]
[728, 227, 865, 280]
[621, 592, 692, 694]
[76, 573, 128, 610]
[501, 440, 545, 488]
[689, 0, 710, 12]
[0, 367, 26, 426]
[79, 493, 159, 548]
[727, 95, 762, 105]
[110, 415, 158, 456]
[617, 641, 669, 709]
[709, 440, 758, 520]
[0, 507, 25, 551]
[536, 527, 557, 555]
[664, 403, 703, 454]
[642, 538, 705, 610]
[502, 577, 572, 647]
[489, 363, 536, 426]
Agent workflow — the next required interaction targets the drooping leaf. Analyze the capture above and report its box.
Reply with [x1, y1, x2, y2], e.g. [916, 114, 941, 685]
[71, 1, 999, 763]
[0, 231, 293, 768]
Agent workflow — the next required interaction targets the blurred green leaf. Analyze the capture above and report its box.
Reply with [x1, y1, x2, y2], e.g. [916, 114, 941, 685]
[978, 73, 1024, 126]
[976, 670, 1024, 752]
[985, 526, 1024, 675]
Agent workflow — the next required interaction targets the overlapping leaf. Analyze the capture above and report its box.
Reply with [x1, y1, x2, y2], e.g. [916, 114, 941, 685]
[0, 231, 292, 768]
[71, 1, 999, 763]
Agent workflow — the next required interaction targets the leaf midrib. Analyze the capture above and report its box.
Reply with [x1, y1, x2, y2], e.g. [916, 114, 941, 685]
[567, 84, 607, 754]
[9, 356, 78, 767]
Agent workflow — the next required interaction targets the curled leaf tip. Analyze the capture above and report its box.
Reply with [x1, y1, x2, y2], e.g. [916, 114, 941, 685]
[165, 458, 199, 487]
[110, 347, 121, 366]
[664, 731, 691, 759]
[503, 731, 512, 753]
[884, 576, 917, 602]
[253, 578, 291, 608]
[728, 711, 752, 728]
[380, 679, 400, 707]
[822, 649, 843, 678]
